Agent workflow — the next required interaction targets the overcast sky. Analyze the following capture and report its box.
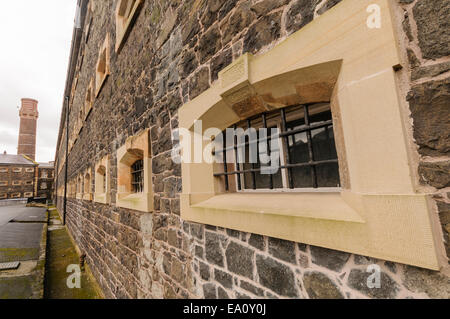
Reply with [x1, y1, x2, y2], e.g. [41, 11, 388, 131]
[0, 1, 77, 163]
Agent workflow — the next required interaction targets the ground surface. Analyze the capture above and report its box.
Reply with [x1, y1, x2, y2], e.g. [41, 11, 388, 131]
[0, 205, 47, 298]
[44, 208, 101, 299]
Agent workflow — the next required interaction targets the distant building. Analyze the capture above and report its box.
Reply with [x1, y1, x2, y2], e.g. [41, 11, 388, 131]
[0, 97, 54, 201]
[0, 152, 54, 201]
[0, 153, 36, 200]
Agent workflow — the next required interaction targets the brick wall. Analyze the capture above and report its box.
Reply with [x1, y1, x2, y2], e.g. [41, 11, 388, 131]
[55, 0, 450, 299]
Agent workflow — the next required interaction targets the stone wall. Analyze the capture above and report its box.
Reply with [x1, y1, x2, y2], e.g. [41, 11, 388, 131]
[399, 0, 450, 259]
[55, 0, 450, 299]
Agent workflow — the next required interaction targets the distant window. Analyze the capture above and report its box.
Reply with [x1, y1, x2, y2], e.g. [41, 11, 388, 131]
[41, 171, 48, 178]
[0, 181, 7, 186]
[95, 34, 110, 97]
[116, 129, 152, 212]
[25, 181, 33, 186]
[77, 177, 82, 194]
[85, 17, 93, 43]
[84, 173, 91, 194]
[0, 194, 6, 199]
[24, 192, 33, 198]
[11, 193, 21, 198]
[12, 181, 21, 186]
[41, 182, 47, 190]
[0, 168, 8, 173]
[26, 168, 34, 173]
[115, 0, 143, 52]
[84, 79, 94, 118]
[13, 168, 22, 173]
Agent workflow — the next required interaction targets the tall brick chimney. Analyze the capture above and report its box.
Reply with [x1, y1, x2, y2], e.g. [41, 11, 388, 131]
[18, 98, 39, 161]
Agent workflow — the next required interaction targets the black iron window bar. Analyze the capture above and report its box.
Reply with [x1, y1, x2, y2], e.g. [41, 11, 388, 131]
[102, 173, 107, 193]
[214, 104, 339, 191]
[131, 159, 144, 193]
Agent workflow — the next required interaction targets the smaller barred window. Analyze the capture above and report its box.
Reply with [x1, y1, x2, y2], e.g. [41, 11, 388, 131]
[131, 160, 144, 193]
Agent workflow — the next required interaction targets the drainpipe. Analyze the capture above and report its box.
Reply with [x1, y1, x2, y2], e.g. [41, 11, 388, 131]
[63, 96, 69, 225]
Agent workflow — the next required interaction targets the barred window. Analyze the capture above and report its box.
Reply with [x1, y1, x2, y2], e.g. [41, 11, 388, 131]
[214, 103, 340, 191]
[131, 160, 144, 193]
[103, 173, 107, 193]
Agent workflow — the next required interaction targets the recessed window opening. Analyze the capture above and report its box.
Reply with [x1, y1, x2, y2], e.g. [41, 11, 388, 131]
[214, 103, 340, 192]
[131, 159, 144, 193]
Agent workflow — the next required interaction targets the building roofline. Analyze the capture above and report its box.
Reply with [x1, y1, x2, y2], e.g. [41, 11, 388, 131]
[55, 0, 89, 163]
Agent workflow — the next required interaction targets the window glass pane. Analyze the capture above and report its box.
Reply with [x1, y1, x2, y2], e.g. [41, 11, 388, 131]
[286, 117, 313, 188]
[316, 162, 340, 187]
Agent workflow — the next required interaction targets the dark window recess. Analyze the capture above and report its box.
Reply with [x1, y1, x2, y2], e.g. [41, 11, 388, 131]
[214, 103, 341, 191]
[131, 160, 144, 193]
[102, 173, 107, 193]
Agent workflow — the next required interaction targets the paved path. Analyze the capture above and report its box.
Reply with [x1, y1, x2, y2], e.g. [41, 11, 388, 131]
[0, 205, 30, 227]
[0, 205, 47, 299]
[0, 206, 46, 262]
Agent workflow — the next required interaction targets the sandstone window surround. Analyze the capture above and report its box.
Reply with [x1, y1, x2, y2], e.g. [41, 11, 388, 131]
[25, 181, 33, 186]
[12, 168, 22, 173]
[85, 16, 93, 44]
[12, 181, 21, 186]
[71, 76, 79, 105]
[11, 193, 21, 199]
[78, 105, 85, 134]
[83, 170, 93, 201]
[0, 181, 7, 186]
[26, 168, 34, 173]
[0, 168, 8, 173]
[24, 192, 33, 198]
[84, 79, 95, 119]
[69, 179, 75, 198]
[115, 0, 143, 53]
[178, 0, 447, 271]
[116, 129, 152, 212]
[94, 155, 110, 204]
[76, 175, 83, 200]
[95, 34, 111, 97]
